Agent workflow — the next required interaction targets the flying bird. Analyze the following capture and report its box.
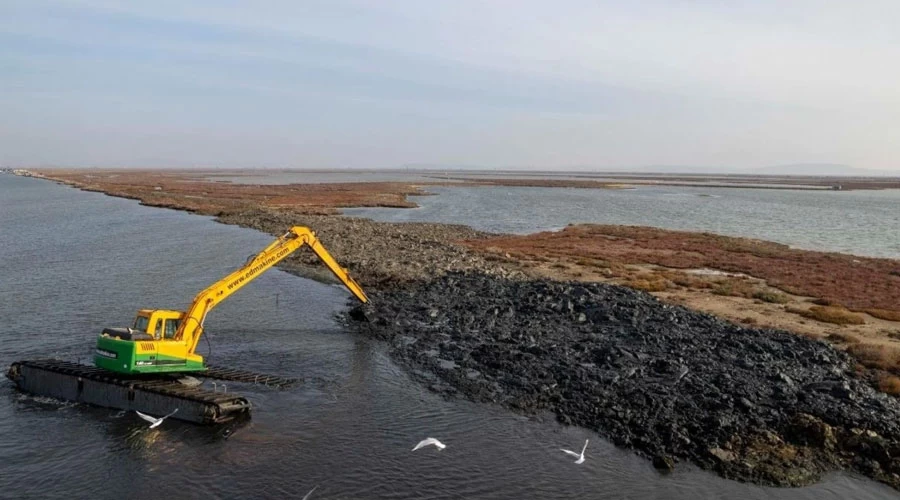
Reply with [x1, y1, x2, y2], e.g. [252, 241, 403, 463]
[560, 439, 589, 464]
[301, 485, 318, 500]
[412, 437, 446, 451]
[135, 408, 179, 429]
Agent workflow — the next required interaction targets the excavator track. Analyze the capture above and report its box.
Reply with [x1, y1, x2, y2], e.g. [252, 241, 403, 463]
[7, 359, 253, 424]
[203, 365, 297, 388]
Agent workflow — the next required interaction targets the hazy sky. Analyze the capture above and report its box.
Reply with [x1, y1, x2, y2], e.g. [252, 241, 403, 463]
[2, 1, 898, 170]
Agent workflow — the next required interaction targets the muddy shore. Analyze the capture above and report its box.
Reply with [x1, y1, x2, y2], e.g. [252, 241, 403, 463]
[28, 170, 900, 490]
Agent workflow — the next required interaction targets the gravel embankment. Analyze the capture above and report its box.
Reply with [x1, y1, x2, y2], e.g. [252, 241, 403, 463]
[345, 272, 900, 489]
[217, 209, 524, 286]
[214, 208, 900, 490]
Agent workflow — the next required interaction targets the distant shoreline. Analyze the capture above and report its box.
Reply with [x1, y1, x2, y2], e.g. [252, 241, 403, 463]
[14, 166, 900, 190]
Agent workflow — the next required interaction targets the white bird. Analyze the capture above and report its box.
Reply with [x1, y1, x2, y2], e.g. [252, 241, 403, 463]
[412, 437, 446, 451]
[560, 439, 589, 464]
[135, 408, 179, 429]
[301, 485, 318, 500]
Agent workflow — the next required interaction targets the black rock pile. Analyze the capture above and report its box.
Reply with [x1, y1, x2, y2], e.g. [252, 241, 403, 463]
[346, 272, 900, 489]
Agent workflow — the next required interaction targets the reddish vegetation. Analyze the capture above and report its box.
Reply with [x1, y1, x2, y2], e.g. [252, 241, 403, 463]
[38, 169, 426, 215]
[464, 224, 900, 314]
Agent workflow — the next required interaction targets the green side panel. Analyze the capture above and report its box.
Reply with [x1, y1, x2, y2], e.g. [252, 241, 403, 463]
[94, 336, 205, 374]
[94, 336, 137, 374]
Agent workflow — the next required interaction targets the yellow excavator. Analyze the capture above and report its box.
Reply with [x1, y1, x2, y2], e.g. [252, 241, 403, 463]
[94, 226, 368, 375]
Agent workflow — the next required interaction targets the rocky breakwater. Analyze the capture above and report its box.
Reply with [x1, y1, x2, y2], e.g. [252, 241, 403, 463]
[346, 272, 900, 489]
[216, 209, 525, 285]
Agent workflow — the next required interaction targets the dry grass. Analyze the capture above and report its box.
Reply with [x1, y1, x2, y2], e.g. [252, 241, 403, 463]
[660, 271, 716, 289]
[877, 373, 900, 396]
[710, 279, 756, 298]
[865, 308, 900, 322]
[846, 344, 900, 372]
[752, 290, 791, 304]
[623, 276, 671, 292]
[793, 306, 866, 325]
[573, 257, 612, 269]
[481, 253, 508, 262]
[826, 332, 861, 344]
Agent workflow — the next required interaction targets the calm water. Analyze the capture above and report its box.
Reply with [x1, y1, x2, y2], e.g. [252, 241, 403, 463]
[1, 175, 897, 499]
[344, 185, 900, 259]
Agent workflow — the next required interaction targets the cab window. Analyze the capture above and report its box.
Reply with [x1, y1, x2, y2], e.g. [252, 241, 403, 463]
[164, 319, 180, 339]
[154, 321, 163, 339]
[133, 316, 149, 332]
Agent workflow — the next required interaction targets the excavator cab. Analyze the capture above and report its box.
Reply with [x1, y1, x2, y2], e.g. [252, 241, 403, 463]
[94, 309, 201, 374]
[131, 310, 183, 340]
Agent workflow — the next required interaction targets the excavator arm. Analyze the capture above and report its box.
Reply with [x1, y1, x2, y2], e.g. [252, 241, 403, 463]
[95, 226, 367, 375]
[177, 226, 368, 354]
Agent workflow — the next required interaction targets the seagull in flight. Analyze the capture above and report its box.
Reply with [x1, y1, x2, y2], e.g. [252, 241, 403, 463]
[301, 485, 318, 500]
[412, 437, 446, 451]
[135, 408, 179, 429]
[560, 439, 589, 464]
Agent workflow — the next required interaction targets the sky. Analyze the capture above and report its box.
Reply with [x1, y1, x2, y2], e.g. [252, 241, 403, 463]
[1, 1, 899, 171]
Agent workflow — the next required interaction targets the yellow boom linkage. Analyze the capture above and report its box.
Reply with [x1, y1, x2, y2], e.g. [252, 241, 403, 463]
[94, 227, 368, 375]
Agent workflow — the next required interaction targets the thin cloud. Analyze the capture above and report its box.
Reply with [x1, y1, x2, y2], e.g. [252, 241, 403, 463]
[1, 0, 898, 170]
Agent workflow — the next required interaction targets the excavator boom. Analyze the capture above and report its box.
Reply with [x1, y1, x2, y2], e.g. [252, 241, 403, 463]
[94, 226, 367, 374]
[179, 226, 368, 353]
